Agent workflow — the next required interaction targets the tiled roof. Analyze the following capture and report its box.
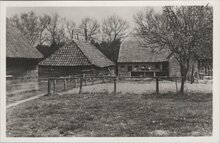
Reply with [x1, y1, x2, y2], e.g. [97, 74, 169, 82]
[118, 37, 169, 63]
[39, 40, 115, 68]
[6, 20, 43, 59]
[74, 40, 114, 68]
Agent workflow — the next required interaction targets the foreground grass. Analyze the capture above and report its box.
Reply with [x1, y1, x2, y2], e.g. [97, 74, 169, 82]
[7, 92, 212, 137]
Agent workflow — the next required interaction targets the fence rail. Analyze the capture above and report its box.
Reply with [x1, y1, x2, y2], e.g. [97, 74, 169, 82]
[46, 75, 182, 95]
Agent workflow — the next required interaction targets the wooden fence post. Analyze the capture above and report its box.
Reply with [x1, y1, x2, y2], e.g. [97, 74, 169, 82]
[156, 77, 159, 94]
[102, 76, 104, 83]
[53, 79, 56, 94]
[74, 78, 77, 88]
[79, 77, 82, 94]
[92, 76, 94, 85]
[85, 76, 87, 86]
[48, 79, 51, 95]
[114, 76, 116, 95]
[64, 79, 67, 91]
[175, 78, 178, 94]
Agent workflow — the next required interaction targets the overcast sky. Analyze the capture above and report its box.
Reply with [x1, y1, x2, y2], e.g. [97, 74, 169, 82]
[7, 7, 162, 29]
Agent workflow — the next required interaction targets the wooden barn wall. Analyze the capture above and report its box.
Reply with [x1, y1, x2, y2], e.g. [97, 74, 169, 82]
[38, 65, 114, 77]
[6, 58, 39, 78]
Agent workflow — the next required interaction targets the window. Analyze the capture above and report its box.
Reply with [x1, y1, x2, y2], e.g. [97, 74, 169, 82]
[128, 66, 132, 72]
[120, 65, 125, 68]
[155, 63, 160, 69]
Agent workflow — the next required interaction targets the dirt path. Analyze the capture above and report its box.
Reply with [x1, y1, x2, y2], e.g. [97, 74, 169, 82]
[7, 93, 46, 109]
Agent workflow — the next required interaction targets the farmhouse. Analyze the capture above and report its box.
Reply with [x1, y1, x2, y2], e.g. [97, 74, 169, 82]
[39, 40, 115, 77]
[6, 21, 43, 78]
[118, 37, 201, 79]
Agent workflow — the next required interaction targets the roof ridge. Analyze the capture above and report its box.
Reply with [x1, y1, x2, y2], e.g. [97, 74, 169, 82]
[73, 40, 114, 67]
[72, 40, 93, 65]
[86, 41, 112, 63]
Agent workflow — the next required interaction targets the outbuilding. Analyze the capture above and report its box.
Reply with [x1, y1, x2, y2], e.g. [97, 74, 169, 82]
[39, 40, 115, 77]
[6, 21, 43, 78]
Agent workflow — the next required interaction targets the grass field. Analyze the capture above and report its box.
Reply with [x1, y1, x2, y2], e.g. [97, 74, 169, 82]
[7, 91, 212, 137]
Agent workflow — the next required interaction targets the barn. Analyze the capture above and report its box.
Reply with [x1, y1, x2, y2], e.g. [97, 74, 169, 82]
[118, 37, 200, 79]
[6, 21, 43, 78]
[39, 40, 115, 77]
[118, 38, 170, 77]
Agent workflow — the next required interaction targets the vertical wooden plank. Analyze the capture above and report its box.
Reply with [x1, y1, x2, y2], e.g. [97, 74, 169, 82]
[79, 77, 82, 94]
[156, 77, 159, 94]
[114, 76, 116, 95]
[48, 79, 51, 95]
[175, 78, 178, 94]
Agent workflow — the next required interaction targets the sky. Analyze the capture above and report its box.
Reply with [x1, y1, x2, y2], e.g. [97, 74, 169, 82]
[6, 7, 162, 29]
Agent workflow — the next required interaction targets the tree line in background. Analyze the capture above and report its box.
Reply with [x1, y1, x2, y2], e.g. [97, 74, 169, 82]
[9, 5, 213, 94]
[9, 12, 129, 63]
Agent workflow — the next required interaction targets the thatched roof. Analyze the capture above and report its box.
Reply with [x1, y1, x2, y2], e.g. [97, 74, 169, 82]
[6, 21, 43, 59]
[39, 40, 115, 68]
[118, 37, 169, 63]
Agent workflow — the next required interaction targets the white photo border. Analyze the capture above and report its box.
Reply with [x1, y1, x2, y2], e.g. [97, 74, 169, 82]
[0, 1, 219, 142]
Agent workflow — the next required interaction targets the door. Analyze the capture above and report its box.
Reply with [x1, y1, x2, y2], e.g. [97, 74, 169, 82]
[127, 66, 132, 72]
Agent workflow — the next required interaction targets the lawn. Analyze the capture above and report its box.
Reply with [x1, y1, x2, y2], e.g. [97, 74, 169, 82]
[7, 91, 212, 137]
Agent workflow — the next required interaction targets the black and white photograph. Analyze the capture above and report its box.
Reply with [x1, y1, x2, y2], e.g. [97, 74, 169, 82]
[0, 1, 219, 142]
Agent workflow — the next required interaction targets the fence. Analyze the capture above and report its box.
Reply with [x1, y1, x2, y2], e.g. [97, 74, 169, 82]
[47, 75, 182, 95]
[6, 74, 212, 106]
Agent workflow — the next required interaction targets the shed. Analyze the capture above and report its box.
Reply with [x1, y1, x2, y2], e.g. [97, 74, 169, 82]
[39, 40, 115, 77]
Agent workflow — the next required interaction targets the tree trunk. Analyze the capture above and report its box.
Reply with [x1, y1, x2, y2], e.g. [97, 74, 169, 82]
[180, 75, 186, 94]
[191, 65, 194, 84]
[84, 28, 88, 41]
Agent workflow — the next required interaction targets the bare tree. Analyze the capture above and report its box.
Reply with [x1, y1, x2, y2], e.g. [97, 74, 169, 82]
[79, 17, 100, 41]
[102, 15, 129, 43]
[38, 14, 50, 45]
[46, 13, 65, 45]
[134, 6, 213, 94]
[64, 18, 76, 41]
[46, 13, 59, 44]
[101, 15, 129, 63]
[10, 11, 39, 45]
